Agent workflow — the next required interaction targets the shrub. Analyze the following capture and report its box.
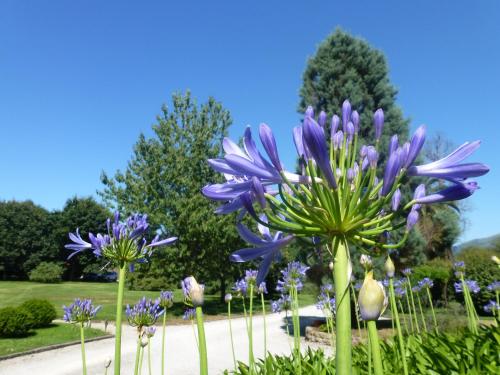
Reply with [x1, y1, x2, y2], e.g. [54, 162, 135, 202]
[0, 307, 31, 337]
[20, 299, 57, 328]
[127, 274, 172, 291]
[29, 262, 64, 283]
[457, 247, 500, 313]
[413, 258, 453, 304]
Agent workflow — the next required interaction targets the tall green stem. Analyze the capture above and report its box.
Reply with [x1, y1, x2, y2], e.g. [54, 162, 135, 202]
[425, 287, 438, 334]
[195, 307, 208, 375]
[333, 239, 352, 375]
[260, 292, 267, 360]
[134, 337, 141, 375]
[404, 290, 414, 333]
[291, 286, 302, 375]
[228, 301, 237, 370]
[248, 285, 255, 373]
[367, 321, 383, 375]
[80, 322, 87, 375]
[389, 279, 408, 375]
[416, 293, 428, 332]
[350, 284, 362, 339]
[398, 299, 409, 335]
[161, 313, 167, 375]
[114, 265, 127, 375]
[148, 337, 152, 375]
[406, 277, 420, 334]
[139, 344, 145, 375]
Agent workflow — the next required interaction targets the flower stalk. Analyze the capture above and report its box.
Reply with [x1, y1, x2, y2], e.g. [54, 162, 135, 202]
[334, 239, 351, 374]
[195, 307, 208, 375]
[79, 322, 87, 375]
[115, 265, 127, 375]
[389, 278, 408, 375]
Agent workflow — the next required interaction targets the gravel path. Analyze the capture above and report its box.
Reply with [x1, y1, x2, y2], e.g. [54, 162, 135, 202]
[0, 305, 331, 375]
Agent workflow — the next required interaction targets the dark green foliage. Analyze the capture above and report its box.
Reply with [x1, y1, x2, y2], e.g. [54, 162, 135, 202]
[414, 258, 453, 304]
[127, 273, 171, 291]
[19, 299, 57, 328]
[100, 92, 244, 299]
[228, 326, 500, 374]
[299, 29, 410, 163]
[28, 262, 64, 283]
[0, 200, 55, 280]
[457, 247, 500, 313]
[0, 307, 31, 337]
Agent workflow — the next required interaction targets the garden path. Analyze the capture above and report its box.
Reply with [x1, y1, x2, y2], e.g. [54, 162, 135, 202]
[0, 305, 330, 375]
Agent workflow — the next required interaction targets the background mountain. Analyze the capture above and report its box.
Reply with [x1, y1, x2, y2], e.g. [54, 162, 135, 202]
[454, 233, 500, 254]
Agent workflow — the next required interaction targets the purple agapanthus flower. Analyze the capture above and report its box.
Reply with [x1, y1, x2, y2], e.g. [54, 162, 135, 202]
[316, 283, 336, 314]
[183, 308, 196, 321]
[63, 298, 101, 323]
[65, 212, 177, 264]
[271, 294, 292, 313]
[487, 281, 500, 292]
[454, 280, 480, 294]
[401, 268, 412, 277]
[276, 261, 309, 294]
[145, 326, 156, 338]
[233, 278, 248, 297]
[483, 300, 500, 313]
[408, 141, 489, 180]
[258, 282, 268, 295]
[159, 290, 174, 309]
[418, 278, 434, 289]
[126, 297, 164, 329]
[230, 215, 294, 285]
[414, 181, 479, 205]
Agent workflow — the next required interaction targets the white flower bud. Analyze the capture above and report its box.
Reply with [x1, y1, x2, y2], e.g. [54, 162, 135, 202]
[385, 256, 395, 278]
[358, 271, 387, 321]
[360, 254, 372, 269]
[224, 293, 232, 303]
[328, 261, 334, 271]
[185, 276, 204, 306]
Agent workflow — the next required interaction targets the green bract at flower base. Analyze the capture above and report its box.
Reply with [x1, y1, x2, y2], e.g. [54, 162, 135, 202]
[203, 99, 489, 375]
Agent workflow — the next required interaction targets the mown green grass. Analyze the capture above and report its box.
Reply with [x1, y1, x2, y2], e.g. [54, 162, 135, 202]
[0, 281, 317, 321]
[0, 323, 106, 356]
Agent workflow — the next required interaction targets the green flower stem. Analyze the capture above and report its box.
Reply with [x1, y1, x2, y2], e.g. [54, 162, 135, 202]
[291, 287, 302, 375]
[195, 306, 208, 375]
[406, 277, 420, 334]
[367, 322, 372, 375]
[148, 337, 152, 375]
[161, 313, 167, 375]
[389, 278, 408, 375]
[398, 299, 409, 335]
[425, 287, 438, 334]
[228, 301, 237, 371]
[134, 337, 141, 375]
[333, 239, 352, 375]
[191, 320, 199, 350]
[460, 276, 478, 333]
[260, 292, 267, 360]
[248, 285, 255, 373]
[404, 289, 414, 333]
[416, 293, 428, 332]
[350, 284, 362, 339]
[367, 320, 383, 375]
[139, 344, 145, 375]
[79, 322, 87, 375]
[114, 265, 127, 375]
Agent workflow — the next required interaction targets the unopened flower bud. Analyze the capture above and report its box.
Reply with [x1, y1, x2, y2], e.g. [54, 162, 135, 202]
[492, 255, 500, 265]
[351, 110, 360, 133]
[182, 276, 204, 306]
[358, 271, 387, 321]
[318, 110, 327, 128]
[141, 336, 149, 347]
[373, 109, 384, 141]
[329, 261, 334, 271]
[360, 254, 372, 270]
[224, 293, 232, 303]
[331, 115, 340, 137]
[385, 256, 395, 278]
[104, 357, 112, 368]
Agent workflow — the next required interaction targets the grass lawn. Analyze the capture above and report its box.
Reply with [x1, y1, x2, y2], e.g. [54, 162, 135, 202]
[0, 323, 106, 356]
[0, 281, 318, 322]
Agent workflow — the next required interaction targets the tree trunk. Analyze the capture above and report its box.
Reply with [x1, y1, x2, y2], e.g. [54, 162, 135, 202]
[219, 274, 226, 303]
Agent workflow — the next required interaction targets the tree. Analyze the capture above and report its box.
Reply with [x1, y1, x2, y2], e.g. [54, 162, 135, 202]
[299, 28, 410, 161]
[0, 200, 54, 279]
[99, 92, 244, 299]
[52, 196, 111, 280]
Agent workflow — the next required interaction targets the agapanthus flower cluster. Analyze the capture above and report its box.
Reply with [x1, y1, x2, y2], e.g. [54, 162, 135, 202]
[401, 268, 412, 277]
[483, 300, 500, 313]
[159, 290, 174, 309]
[65, 211, 177, 265]
[454, 261, 466, 277]
[417, 278, 434, 290]
[271, 294, 292, 313]
[203, 100, 489, 279]
[316, 284, 336, 314]
[183, 308, 196, 321]
[232, 278, 248, 297]
[276, 261, 309, 294]
[145, 326, 156, 338]
[126, 297, 164, 329]
[257, 281, 268, 295]
[487, 281, 500, 292]
[63, 298, 101, 323]
[454, 280, 481, 294]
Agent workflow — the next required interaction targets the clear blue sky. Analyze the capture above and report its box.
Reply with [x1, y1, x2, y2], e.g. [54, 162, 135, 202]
[1, 1, 499, 243]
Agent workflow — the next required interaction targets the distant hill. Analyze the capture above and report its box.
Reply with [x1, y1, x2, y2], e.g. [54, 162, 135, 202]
[454, 233, 500, 253]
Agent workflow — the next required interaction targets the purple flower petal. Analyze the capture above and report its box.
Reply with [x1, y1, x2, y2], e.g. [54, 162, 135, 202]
[373, 109, 384, 140]
[405, 125, 426, 168]
[259, 123, 283, 172]
[414, 181, 479, 204]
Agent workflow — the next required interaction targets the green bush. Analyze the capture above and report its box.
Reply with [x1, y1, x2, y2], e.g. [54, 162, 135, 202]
[127, 274, 172, 291]
[457, 247, 500, 313]
[28, 262, 64, 283]
[0, 307, 31, 337]
[20, 299, 57, 328]
[413, 258, 453, 304]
